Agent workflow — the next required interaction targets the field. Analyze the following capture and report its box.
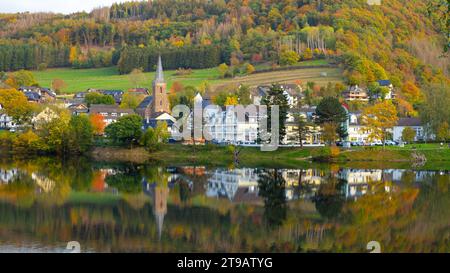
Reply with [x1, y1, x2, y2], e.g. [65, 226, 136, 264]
[33, 62, 344, 94]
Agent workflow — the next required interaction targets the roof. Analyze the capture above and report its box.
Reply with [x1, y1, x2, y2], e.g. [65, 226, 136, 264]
[136, 96, 153, 109]
[377, 80, 392, 86]
[89, 104, 134, 114]
[24, 91, 41, 101]
[396, 118, 422, 127]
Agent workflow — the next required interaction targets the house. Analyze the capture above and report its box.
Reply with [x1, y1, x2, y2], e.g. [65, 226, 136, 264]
[89, 104, 134, 126]
[372, 80, 396, 100]
[24, 91, 41, 102]
[143, 112, 176, 131]
[68, 103, 89, 115]
[99, 90, 124, 104]
[0, 104, 16, 130]
[253, 84, 300, 107]
[136, 96, 153, 120]
[285, 106, 322, 145]
[342, 85, 369, 101]
[19, 86, 56, 102]
[73, 92, 87, 104]
[32, 107, 59, 129]
[393, 118, 426, 142]
[346, 112, 372, 143]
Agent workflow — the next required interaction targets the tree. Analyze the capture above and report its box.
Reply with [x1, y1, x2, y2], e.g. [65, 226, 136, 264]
[90, 113, 106, 135]
[315, 97, 348, 140]
[224, 96, 238, 106]
[9, 70, 38, 88]
[85, 92, 115, 106]
[51, 79, 67, 94]
[0, 88, 34, 124]
[260, 84, 289, 144]
[436, 121, 449, 143]
[128, 68, 145, 88]
[120, 92, 145, 109]
[67, 115, 94, 154]
[293, 113, 310, 147]
[245, 63, 255, 74]
[140, 121, 170, 151]
[420, 83, 450, 137]
[218, 63, 229, 78]
[402, 127, 416, 143]
[236, 85, 252, 105]
[321, 122, 338, 145]
[279, 50, 299, 66]
[401, 81, 423, 104]
[105, 114, 143, 147]
[362, 100, 399, 147]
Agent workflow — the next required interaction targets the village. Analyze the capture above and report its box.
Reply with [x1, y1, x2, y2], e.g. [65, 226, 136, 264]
[0, 56, 432, 149]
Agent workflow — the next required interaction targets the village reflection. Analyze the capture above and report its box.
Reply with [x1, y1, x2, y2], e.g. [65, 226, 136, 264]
[0, 158, 448, 252]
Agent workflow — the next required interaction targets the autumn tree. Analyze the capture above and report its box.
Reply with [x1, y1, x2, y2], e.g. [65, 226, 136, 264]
[436, 121, 449, 143]
[120, 92, 145, 109]
[51, 79, 67, 94]
[0, 88, 34, 124]
[218, 63, 229, 78]
[402, 127, 416, 143]
[279, 50, 299, 66]
[362, 100, 399, 147]
[90, 113, 106, 135]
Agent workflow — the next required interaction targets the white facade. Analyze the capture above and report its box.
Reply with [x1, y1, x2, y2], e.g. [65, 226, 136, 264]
[0, 105, 16, 130]
[393, 126, 425, 142]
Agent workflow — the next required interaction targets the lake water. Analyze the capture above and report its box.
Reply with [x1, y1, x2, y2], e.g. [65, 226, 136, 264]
[0, 157, 448, 253]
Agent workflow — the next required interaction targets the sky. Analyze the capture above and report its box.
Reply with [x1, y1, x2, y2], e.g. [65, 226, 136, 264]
[0, 0, 135, 14]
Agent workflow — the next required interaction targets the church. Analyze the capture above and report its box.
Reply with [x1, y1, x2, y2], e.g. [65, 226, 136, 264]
[136, 56, 176, 129]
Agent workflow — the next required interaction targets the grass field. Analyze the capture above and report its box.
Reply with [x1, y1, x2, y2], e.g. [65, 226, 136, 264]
[33, 62, 344, 94]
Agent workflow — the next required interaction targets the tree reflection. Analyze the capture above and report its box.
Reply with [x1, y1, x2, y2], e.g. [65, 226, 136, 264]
[105, 165, 143, 194]
[314, 176, 346, 219]
[257, 169, 287, 228]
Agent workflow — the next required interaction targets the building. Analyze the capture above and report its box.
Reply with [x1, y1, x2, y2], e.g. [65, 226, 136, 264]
[393, 118, 426, 142]
[342, 85, 369, 101]
[253, 84, 301, 107]
[89, 104, 135, 126]
[68, 103, 89, 115]
[0, 104, 16, 130]
[19, 86, 56, 102]
[136, 56, 175, 131]
[375, 80, 396, 100]
[346, 112, 372, 143]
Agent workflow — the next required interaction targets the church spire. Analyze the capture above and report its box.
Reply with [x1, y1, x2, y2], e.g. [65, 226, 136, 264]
[154, 55, 164, 83]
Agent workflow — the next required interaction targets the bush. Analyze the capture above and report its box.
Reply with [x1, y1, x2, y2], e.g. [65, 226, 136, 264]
[37, 63, 48, 71]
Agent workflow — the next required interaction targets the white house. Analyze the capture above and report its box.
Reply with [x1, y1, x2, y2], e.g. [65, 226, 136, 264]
[393, 118, 426, 142]
[0, 104, 16, 130]
[346, 112, 372, 143]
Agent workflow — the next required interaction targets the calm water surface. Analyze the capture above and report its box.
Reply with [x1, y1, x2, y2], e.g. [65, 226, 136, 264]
[0, 157, 448, 253]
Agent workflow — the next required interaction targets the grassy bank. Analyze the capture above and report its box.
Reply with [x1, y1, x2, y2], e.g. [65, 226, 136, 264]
[90, 143, 450, 170]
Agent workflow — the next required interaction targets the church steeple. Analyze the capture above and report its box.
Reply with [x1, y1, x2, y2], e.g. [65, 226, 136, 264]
[151, 55, 170, 114]
[154, 55, 164, 84]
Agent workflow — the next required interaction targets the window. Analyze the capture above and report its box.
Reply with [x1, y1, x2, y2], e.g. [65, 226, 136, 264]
[160, 100, 162, 106]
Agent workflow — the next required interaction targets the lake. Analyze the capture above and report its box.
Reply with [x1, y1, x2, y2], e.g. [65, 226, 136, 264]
[0, 157, 448, 253]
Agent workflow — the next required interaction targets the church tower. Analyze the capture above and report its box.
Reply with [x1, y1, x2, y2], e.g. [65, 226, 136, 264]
[152, 55, 170, 114]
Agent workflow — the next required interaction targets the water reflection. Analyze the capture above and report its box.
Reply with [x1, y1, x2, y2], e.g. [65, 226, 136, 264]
[0, 158, 448, 253]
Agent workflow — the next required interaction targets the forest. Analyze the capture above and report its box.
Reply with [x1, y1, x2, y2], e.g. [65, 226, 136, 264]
[0, 0, 448, 87]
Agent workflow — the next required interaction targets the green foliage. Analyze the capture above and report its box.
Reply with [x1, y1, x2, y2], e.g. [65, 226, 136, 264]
[260, 84, 289, 143]
[315, 97, 348, 139]
[279, 50, 299, 66]
[105, 114, 143, 147]
[140, 122, 170, 151]
[85, 92, 116, 106]
[67, 115, 94, 154]
[402, 127, 416, 143]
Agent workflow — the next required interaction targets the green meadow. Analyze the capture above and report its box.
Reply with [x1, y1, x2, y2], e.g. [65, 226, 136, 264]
[33, 61, 344, 94]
